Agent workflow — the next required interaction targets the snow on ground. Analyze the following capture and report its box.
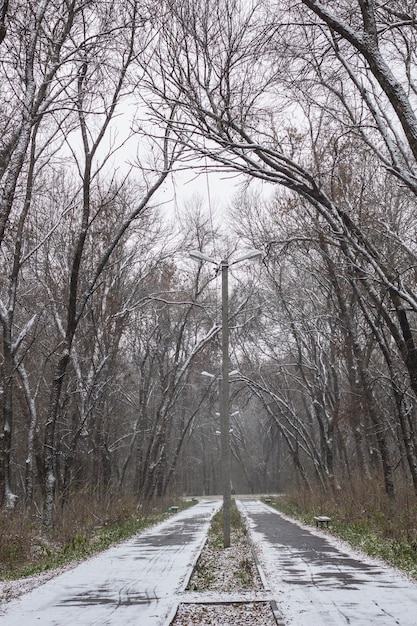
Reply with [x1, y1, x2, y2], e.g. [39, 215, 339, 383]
[0, 499, 222, 626]
[2, 497, 417, 625]
[173, 601, 276, 625]
[0, 563, 78, 605]
[238, 498, 417, 626]
[171, 504, 277, 625]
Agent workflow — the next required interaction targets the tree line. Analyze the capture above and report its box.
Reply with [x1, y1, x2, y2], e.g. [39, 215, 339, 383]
[1, 0, 417, 526]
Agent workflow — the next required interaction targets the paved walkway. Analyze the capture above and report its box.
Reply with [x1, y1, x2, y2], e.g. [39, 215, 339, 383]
[2, 497, 417, 625]
[0, 499, 221, 626]
[238, 498, 417, 625]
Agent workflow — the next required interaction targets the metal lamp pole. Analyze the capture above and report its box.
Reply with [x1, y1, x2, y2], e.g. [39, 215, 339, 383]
[190, 248, 262, 548]
[220, 258, 231, 547]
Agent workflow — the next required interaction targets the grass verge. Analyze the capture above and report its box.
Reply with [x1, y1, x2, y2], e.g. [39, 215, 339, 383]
[265, 484, 417, 580]
[0, 495, 193, 581]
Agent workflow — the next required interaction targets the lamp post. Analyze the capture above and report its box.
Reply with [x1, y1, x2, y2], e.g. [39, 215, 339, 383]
[190, 248, 262, 547]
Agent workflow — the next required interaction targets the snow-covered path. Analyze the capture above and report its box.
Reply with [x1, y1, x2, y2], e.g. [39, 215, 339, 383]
[0, 499, 221, 626]
[2, 497, 417, 625]
[238, 498, 417, 625]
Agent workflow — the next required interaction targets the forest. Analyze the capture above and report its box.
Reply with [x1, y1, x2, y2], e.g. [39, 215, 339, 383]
[1, 0, 417, 530]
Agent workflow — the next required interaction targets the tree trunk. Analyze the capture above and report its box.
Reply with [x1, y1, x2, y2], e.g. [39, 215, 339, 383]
[1, 325, 16, 508]
[43, 351, 70, 527]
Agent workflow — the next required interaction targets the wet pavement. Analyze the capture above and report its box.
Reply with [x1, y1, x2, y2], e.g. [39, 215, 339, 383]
[0, 499, 221, 626]
[238, 498, 417, 625]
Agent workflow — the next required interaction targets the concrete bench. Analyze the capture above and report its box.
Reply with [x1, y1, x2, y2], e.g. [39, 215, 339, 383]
[314, 515, 331, 528]
[168, 506, 179, 513]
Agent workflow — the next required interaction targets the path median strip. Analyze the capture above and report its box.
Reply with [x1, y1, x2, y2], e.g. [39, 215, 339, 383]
[168, 499, 279, 626]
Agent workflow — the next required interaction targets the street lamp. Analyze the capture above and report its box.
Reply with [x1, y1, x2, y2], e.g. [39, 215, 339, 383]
[190, 248, 262, 547]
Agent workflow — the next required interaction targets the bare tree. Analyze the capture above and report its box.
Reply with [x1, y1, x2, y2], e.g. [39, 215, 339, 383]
[148, 0, 417, 390]
[143, 0, 417, 495]
[0, 0, 180, 520]
[234, 175, 417, 496]
[0, 0, 7, 44]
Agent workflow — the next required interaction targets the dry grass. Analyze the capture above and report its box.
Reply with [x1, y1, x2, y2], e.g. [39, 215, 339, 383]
[0, 491, 178, 580]
[280, 477, 417, 542]
[274, 477, 417, 577]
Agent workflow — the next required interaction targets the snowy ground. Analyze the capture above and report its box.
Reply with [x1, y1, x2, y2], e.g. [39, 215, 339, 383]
[239, 498, 417, 625]
[171, 503, 277, 625]
[1, 497, 417, 625]
[0, 563, 78, 605]
[173, 601, 277, 625]
[0, 499, 222, 626]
